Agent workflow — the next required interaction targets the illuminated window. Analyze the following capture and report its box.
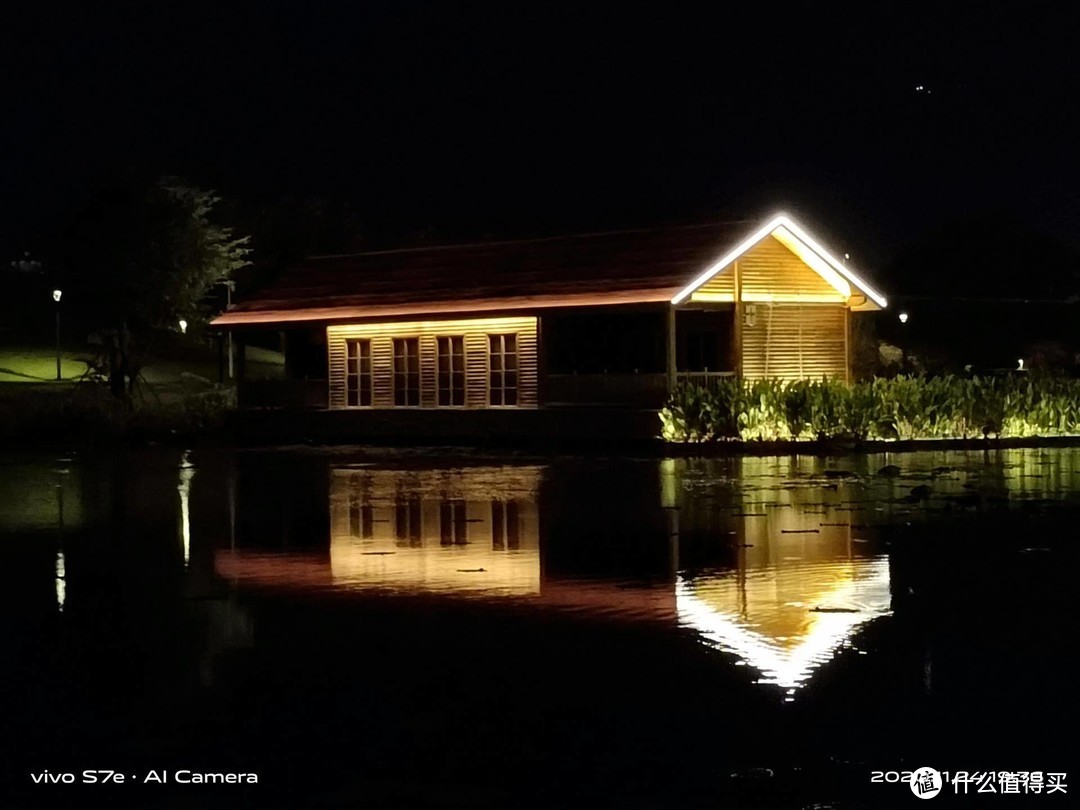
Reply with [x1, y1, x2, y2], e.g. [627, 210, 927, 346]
[488, 334, 518, 406]
[394, 498, 421, 546]
[491, 500, 519, 550]
[345, 339, 372, 407]
[437, 336, 466, 406]
[393, 338, 421, 406]
[440, 499, 468, 545]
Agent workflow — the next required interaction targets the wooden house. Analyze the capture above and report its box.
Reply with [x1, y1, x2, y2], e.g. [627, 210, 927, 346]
[212, 214, 886, 425]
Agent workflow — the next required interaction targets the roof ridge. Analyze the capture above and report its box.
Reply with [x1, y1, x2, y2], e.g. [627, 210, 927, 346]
[305, 219, 752, 261]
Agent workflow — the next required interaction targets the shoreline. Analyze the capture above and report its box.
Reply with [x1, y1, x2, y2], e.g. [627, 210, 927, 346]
[5, 423, 1080, 458]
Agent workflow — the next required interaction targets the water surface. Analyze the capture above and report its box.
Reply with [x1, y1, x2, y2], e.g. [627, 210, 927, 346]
[2, 447, 1075, 806]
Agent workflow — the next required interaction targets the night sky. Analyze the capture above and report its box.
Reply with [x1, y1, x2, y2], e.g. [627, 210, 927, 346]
[3, 3, 1078, 279]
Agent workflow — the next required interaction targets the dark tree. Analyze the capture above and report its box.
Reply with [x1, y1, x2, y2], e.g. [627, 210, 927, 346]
[62, 177, 251, 398]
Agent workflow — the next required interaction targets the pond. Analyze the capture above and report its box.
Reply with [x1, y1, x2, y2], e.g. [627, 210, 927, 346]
[2, 447, 1075, 806]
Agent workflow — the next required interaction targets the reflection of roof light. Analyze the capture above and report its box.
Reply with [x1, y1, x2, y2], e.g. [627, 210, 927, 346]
[675, 557, 892, 691]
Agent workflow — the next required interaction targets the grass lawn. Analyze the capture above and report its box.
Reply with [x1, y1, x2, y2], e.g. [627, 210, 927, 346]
[1, 342, 284, 387]
[0, 347, 89, 382]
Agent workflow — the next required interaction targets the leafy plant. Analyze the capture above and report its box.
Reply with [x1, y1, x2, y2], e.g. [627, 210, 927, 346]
[659, 374, 1080, 443]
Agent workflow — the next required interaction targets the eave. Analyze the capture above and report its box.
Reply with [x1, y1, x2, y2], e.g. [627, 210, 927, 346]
[211, 287, 679, 327]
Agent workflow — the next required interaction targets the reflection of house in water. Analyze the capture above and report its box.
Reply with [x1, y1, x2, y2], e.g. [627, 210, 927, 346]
[329, 466, 542, 595]
[676, 560, 890, 691]
[216, 457, 897, 692]
[664, 457, 893, 691]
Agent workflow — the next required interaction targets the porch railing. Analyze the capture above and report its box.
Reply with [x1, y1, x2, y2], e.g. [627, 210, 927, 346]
[675, 371, 737, 390]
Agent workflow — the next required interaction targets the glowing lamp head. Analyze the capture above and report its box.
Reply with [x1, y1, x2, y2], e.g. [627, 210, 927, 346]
[52, 289, 62, 303]
[898, 312, 909, 324]
[1018, 358, 1024, 371]
[178, 318, 188, 334]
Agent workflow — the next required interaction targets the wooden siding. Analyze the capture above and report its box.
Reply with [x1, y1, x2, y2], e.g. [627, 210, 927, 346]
[327, 316, 538, 409]
[741, 303, 848, 381]
[690, 235, 847, 304]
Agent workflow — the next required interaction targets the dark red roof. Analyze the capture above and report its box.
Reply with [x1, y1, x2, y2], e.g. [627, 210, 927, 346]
[214, 220, 751, 326]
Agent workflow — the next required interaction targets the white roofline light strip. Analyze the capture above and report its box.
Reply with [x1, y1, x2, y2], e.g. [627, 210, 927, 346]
[670, 214, 888, 309]
[671, 216, 784, 305]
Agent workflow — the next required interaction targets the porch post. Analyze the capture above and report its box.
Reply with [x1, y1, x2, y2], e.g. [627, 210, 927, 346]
[843, 306, 851, 383]
[666, 305, 677, 395]
[733, 260, 744, 378]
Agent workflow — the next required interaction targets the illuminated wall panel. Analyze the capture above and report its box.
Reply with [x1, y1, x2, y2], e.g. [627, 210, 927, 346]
[327, 316, 538, 409]
[741, 303, 848, 381]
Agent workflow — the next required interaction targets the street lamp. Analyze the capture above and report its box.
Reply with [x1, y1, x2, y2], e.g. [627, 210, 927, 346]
[898, 312, 909, 324]
[178, 318, 188, 335]
[52, 289, 63, 381]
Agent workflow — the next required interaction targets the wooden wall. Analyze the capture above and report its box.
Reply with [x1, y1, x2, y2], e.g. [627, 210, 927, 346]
[741, 303, 848, 381]
[691, 235, 847, 303]
[685, 234, 852, 381]
[326, 316, 538, 409]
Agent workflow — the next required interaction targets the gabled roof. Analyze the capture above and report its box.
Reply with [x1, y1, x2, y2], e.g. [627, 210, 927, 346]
[213, 214, 886, 327]
[671, 214, 887, 310]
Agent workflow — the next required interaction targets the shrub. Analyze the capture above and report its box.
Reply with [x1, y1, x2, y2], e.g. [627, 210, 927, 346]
[659, 374, 1080, 443]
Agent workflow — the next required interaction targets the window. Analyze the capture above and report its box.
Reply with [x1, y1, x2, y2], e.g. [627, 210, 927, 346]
[394, 498, 422, 546]
[491, 500, 520, 550]
[488, 334, 518, 406]
[393, 338, 420, 406]
[439, 500, 468, 545]
[437, 336, 466, 406]
[345, 339, 372, 406]
[347, 490, 374, 538]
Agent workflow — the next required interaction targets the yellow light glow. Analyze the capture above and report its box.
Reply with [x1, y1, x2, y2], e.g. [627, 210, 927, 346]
[327, 315, 536, 340]
[690, 291, 848, 304]
[671, 214, 888, 309]
[771, 226, 852, 298]
[327, 466, 543, 597]
[676, 556, 892, 689]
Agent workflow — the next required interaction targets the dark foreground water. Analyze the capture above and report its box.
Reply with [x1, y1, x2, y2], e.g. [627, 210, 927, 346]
[1, 446, 1076, 808]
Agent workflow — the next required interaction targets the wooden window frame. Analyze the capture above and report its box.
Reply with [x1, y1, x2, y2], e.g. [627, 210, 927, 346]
[487, 333, 519, 407]
[491, 499, 520, 550]
[439, 499, 468, 545]
[345, 338, 373, 407]
[394, 498, 422, 546]
[436, 335, 467, 407]
[392, 337, 421, 407]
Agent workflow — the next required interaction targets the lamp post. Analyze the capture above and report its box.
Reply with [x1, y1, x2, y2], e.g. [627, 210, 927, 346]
[898, 311, 909, 371]
[52, 289, 63, 381]
[224, 280, 236, 379]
